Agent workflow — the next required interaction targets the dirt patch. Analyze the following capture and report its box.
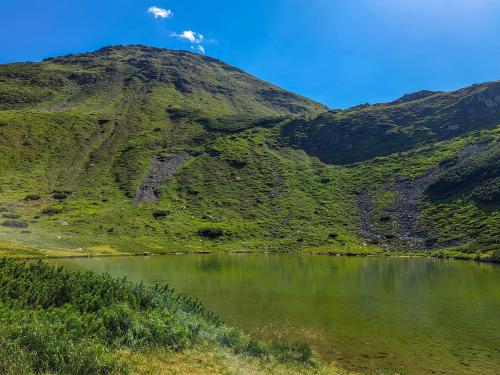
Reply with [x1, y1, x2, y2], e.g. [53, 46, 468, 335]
[134, 153, 189, 203]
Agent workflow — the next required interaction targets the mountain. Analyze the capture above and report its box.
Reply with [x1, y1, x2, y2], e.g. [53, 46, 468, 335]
[0, 45, 498, 260]
[281, 82, 500, 164]
[1, 45, 326, 115]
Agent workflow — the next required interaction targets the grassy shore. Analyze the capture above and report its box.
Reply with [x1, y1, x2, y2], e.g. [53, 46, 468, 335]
[1, 235, 497, 266]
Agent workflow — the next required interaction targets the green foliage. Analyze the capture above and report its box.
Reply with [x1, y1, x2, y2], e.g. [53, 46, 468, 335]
[491, 250, 500, 262]
[2, 213, 20, 219]
[198, 227, 225, 239]
[427, 141, 500, 203]
[152, 210, 169, 219]
[23, 194, 41, 201]
[471, 176, 500, 203]
[271, 340, 314, 365]
[2, 220, 28, 228]
[53, 192, 69, 200]
[41, 208, 63, 215]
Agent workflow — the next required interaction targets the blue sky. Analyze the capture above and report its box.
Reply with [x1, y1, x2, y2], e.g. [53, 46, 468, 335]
[2, 0, 500, 108]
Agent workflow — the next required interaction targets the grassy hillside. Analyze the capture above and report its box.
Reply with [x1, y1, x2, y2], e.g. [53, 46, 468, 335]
[0, 258, 351, 375]
[0, 45, 498, 260]
[280, 82, 500, 164]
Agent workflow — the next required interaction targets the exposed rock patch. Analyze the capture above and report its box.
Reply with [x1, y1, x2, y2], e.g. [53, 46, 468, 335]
[390, 170, 440, 250]
[134, 153, 189, 203]
[357, 189, 380, 243]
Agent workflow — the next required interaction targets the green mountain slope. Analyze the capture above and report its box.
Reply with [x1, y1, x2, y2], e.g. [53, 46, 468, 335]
[0, 45, 498, 260]
[281, 82, 500, 164]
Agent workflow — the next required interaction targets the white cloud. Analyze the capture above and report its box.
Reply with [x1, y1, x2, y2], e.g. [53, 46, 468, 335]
[190, 45, 205, 54]
[171, 30, 210, 54]
[171, 30, 204, 44]
[147, 6, 173, 19]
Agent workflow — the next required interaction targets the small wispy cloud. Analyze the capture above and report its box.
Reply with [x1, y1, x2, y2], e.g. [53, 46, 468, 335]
[147, 6, 173, 19]
[170, 30, 207, 54]
[171, 30, 204, 44]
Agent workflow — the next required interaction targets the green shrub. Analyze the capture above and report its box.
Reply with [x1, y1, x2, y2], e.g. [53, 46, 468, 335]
[216, 327, 244, 348]
[227, 159, 247, 169]
[41, 207, 62, 215]
[0, 337, 32, 375]
[1, 311, 123, 375]
[1, 220, 28, 228]
[23, 194, 41, 201]
[53, 192, 68, 200]
[198, 227, 224, 239]
[246, 339, 268, 358]
[97, 118, 110, 125]
[471, 176, 500, 203]
[152, 210, 169, 220]
[0, 259, 315, 373]
[271, 339, 314, 365]
[2, 214, 20, 219]
[491, 250, 500, 262]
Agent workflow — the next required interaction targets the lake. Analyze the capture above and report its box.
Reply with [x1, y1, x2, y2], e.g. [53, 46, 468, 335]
[48, 254, 500, 374]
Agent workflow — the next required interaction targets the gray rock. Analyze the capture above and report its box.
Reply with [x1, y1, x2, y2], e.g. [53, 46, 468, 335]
[134, 152, 189, 203]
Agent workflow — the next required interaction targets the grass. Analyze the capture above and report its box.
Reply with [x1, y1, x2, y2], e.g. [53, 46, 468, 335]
[124, 344, 355, 374]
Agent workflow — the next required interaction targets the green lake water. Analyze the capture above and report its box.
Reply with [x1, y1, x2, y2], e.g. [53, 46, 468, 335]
[48, 255, 500, 374]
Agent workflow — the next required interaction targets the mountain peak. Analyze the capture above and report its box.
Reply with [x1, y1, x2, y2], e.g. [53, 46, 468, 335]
[392, 90, 441, 104]
[11, 45, 327, 116]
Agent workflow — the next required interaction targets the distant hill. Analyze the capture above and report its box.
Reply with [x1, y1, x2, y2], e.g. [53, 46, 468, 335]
[0, 45, 498, 260]
[281, 81, 500, 164]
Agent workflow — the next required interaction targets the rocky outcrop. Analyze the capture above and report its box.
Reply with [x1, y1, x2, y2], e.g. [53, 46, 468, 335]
[134, 153, 189, 203]
[357, 189, 378, 243]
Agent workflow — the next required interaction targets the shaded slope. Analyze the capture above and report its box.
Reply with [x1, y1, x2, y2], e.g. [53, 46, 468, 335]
[281, 82, 500, 164]
[426, 140, 499, 204]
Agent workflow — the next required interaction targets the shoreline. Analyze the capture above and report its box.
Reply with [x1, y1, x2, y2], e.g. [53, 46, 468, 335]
[13, 247, 498, 265]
